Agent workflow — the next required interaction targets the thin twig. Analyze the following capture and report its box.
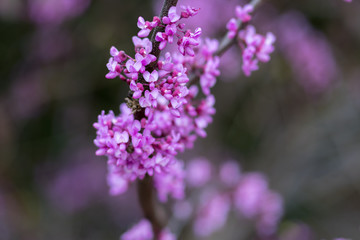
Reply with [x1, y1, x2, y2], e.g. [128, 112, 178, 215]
[215, 0, 263, 57]
[137, 176, 167, 237]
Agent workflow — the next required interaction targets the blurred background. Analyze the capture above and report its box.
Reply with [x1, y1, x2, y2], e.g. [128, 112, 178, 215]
[0, 0, 359, 239]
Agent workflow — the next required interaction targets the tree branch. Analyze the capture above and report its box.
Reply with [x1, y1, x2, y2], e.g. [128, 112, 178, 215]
[148, 0, 179, 69]
[137, 0, 263, 237]
[136, 0, 179, 238]
[137, 175, 167, 237]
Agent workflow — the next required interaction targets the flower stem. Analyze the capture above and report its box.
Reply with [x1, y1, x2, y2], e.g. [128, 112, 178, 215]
[136, 0, 179, 238]
[137, 175, 167, 238]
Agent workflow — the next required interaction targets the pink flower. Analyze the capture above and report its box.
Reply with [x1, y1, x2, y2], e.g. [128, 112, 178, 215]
[143, 70, 159, 83]
[234, 173, 268, 218]
[180, 5, 200, 18]
[130, 80, 144, 99]
[256, 32, 276, 62]
[159, 229, 176, 240]
[226, 18, 237, 39]
[137, 16, 151, 37]
[132, 37, 152, 54]
[162, 6, 180, 24]
[178, 28, 201, 56]
[107, 166, 128, 196]
[219, 160, 241, 187]
[155, 32, 168, 50]
[154, 161, 185, 202]
[121, 219, 153, 240]
[194, 193, 231, 237]
[186, 157, 212, 187]
[235, 4, 254, 22]
[105, 57, 119, 79]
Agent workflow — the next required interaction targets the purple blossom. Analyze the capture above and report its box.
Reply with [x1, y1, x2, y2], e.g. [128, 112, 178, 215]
[178, 28, 202, 56]
[121, 219, 153, 240]
[256, 191, 283, 235]
[180, 5, 200, 18]
[238, 25, 275, 76]
[235, 4, 253, 22]
[132, 37, 153, 54]
[162, 6, 180, 24]
[226, 18, 237, 39]
[107, 165, 129, 196]
[233, 173, 283, 236]
[159, 229, 177, 240]
[186, 157, 212, 187]
[242, 46, 259, 77]
[200, 57, 220, 95]
[143, 70, 159, 83]
[256, 32, 276, 62]
[106, 57, 120, 79]
[154, 160, 185, 202]
[193, 192, 231, 237]
[219, 160, 241, 187]
[137, 17, 151, 38]
[155, 32, 168, 50]
[234, 173, 268, 218]
[130, 80, 144, 99]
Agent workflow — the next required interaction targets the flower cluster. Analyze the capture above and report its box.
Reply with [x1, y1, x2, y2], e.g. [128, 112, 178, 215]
[171, 158, 283, 237]
[226, 4, 254, 38]
[234, 172, 283, 235]
[226, 4, 276, 76]
[94, 2, 282, 239]
[94, 6, 220, 198]
[238, 26, 276, 76]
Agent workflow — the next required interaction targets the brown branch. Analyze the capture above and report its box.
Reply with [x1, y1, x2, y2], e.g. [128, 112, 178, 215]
[137, 175, 167, 237]
[136, 0, 178, 238]
[147, 0, 179, 70]
[136, 0, 263, 238]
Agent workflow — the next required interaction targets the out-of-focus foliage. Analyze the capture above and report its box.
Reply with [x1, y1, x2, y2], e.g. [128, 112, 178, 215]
[0, 0, 359, 239]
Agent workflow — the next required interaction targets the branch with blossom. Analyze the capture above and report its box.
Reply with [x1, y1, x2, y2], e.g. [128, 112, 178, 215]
[93, 0, 352, 239]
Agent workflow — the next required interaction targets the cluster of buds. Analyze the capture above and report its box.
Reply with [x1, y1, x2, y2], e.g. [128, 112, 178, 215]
[226, 4, 275, 76]
[94, 6, 219, 196]
[94, 2, 281, 239]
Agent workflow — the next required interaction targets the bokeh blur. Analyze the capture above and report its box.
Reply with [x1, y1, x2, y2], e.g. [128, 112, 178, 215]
[0, 0, 359, 239]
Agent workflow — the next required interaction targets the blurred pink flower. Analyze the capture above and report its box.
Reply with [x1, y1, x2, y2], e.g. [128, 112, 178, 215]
[29, 0, 91, 25]
[275, 11, 338, 94]
[43, 159, 106, 213]
[121, 219, 153, 240]
[193, 192, 231, 237]
[219, 160, 241, 187]
[186, 157, 212, 187]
